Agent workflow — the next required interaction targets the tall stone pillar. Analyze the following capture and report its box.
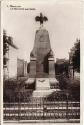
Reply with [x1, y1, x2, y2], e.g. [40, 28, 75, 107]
[29, 57, 36, 78]
[23, 61, 27, 76]
[48, 57, 55, 78]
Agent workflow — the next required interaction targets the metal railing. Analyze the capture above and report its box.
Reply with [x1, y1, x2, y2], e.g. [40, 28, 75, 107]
[3, 90, 80, 122]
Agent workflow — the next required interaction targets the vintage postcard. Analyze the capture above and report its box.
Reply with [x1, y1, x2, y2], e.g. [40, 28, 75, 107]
[0, 0, 81, 124]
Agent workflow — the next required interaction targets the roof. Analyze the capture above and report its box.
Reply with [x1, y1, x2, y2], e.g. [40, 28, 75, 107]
[7, 36, 18, 49]
[7, 41, 18, 49]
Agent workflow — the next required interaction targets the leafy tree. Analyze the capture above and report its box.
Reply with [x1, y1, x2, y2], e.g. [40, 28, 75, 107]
[3, 30, 9, 55]
[3, 30, 14, 66]
[70, 39, 80, 72]
[55, 59, 69, 77]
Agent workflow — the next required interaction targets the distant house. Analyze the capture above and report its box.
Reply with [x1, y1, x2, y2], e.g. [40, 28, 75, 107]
[3, 31, 28, 80]
[3, 36, 18, 80]
[17, 58, 27, 78]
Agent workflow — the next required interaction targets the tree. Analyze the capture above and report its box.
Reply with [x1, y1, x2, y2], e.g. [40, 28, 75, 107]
[3, 30, 14, 67]
[55, 58, 69, 77]
[3, 30, 9, 55]
[70, 39, 80, 72]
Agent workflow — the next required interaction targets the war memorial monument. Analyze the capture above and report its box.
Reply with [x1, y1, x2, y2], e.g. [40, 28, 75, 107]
[26, 13, 59, 97]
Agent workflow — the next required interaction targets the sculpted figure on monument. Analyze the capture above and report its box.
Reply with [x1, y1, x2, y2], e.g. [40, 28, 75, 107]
[35, 12, 48, 26]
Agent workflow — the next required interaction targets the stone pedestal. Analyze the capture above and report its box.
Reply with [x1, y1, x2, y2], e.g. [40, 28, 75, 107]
[48, 57, 55, 77]
[29, 57, 36, 78]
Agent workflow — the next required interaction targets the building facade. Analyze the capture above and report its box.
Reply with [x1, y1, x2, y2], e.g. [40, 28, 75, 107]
[17, 58, 27, 78]
[3, 37, 18, 80]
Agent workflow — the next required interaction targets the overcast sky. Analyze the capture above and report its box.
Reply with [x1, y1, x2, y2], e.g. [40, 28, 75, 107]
[2, 0, 80, 62]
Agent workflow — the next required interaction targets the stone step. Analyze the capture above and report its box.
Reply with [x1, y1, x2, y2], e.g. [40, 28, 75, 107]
[32, 89, 56, 97]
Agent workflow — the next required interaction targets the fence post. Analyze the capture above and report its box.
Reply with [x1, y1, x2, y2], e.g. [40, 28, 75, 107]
[43, 98, 44, 120]
[18, 92, 21, 121]
[66, 92, 69, 120]
[9, 94, 11, 120]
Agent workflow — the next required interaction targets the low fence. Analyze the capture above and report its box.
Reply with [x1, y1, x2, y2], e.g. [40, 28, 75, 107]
[3, 90, 80, 122]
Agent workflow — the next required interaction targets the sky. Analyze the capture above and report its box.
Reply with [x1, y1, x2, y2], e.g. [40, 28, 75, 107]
[2, 0, 80, 62]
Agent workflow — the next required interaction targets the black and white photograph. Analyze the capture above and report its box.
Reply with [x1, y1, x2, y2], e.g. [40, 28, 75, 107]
[1, 0, 80, 124]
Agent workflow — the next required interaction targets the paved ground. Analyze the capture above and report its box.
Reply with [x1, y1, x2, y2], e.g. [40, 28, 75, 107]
[3, 123, 80, 125]
[3, 122, 81, 125]
[3, 119, 80, 125]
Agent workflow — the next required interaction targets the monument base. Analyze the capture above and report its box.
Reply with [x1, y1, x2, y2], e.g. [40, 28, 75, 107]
[32, 77, 59, 98]
[25, 76, 59, 97]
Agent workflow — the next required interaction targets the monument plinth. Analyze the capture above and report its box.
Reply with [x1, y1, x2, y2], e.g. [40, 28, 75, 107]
[25, 13, 59, 96]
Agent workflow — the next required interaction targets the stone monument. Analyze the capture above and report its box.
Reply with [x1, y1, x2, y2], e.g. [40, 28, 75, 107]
[25, 13, 59, 97]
